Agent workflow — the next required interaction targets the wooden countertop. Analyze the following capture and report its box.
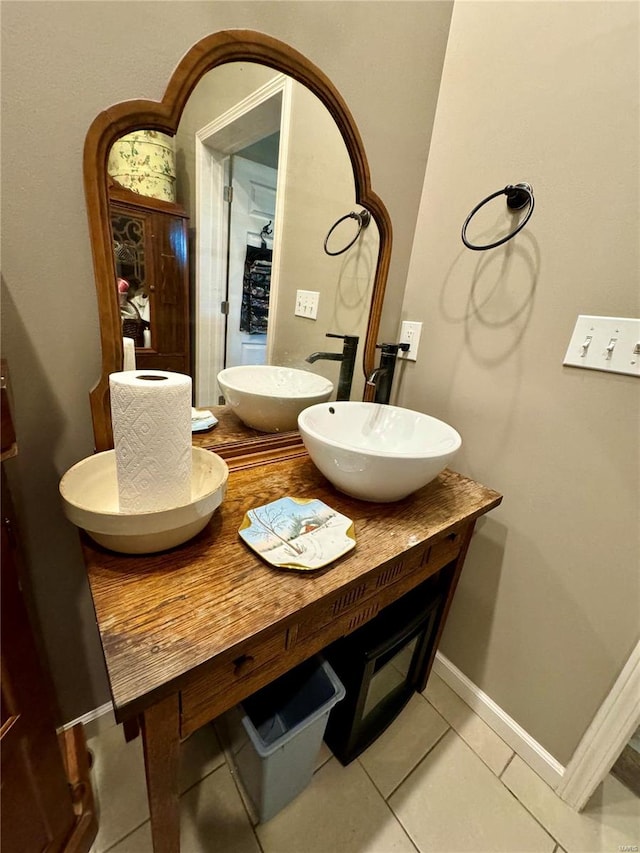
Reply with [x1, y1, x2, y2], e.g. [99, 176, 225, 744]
[82, 456, 501, 717]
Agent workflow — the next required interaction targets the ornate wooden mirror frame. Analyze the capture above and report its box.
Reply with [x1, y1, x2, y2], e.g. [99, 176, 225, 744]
[84, 29, 391, 458]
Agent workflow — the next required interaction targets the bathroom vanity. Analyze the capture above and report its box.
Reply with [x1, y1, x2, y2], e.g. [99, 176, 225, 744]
[81, 452, 501, 853]
[79, 29, 503, 852]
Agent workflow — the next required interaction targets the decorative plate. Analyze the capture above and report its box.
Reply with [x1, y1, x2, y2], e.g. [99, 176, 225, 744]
[191, 408, 218, 433]
[239, 496, 356, 571]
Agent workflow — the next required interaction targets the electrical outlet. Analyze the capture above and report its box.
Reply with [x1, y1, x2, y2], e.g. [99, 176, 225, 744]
[399, 321, 422, 361]
[295, 289, 320, 320]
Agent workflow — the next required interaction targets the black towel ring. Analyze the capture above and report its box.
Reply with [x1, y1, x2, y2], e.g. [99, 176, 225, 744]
[324, 209, 371, 256]
[461, 183, 534, 251]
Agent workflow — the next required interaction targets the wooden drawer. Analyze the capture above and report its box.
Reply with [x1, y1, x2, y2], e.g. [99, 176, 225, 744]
[370, 528, 461, 590]
[180, 629, 287, 737]
[288, 529, 463, 655]
[286, 596, 382, 655]
[292, 581, 368, 645]
[428, 528, 463, 569]
[293, 546, 428, 646]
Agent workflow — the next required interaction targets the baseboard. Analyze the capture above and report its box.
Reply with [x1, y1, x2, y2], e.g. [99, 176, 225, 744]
[433, 652, 565, 788]
[59, 700, 116, 742]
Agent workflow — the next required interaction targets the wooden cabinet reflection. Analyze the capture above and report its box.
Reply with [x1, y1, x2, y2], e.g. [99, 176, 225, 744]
[110, 180, 190, 375]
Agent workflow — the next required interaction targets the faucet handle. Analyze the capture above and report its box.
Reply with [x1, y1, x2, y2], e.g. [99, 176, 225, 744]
[376, 342, 410, 354]
[326, 332, 359, 342]
[326, 333, 359, 351]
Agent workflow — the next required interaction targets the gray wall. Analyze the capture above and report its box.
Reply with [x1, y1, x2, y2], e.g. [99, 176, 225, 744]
[397, 0, 639, 764]
[1, 1, 452, 721]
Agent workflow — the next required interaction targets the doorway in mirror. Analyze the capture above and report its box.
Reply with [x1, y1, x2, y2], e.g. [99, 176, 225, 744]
[188, 72, 286, 405]
[226, 148, 279, 369]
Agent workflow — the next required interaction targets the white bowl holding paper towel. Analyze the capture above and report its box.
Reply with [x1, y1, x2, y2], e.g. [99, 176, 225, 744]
[60, 447, 228, 554]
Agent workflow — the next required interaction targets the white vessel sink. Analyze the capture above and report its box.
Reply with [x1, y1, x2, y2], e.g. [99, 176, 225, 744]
[60, 447, 228, 554]
[218, 365, 333, 433]
[298, 402, 461, 502]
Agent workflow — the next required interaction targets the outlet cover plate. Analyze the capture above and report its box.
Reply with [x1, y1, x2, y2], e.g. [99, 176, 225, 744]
[399, 321, 423, 361]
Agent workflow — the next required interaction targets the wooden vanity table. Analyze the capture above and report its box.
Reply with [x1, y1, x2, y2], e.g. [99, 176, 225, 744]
[82, 452, 501, 853]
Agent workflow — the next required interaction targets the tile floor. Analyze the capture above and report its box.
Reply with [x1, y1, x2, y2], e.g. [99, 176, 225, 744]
[87, 672, 640, 853]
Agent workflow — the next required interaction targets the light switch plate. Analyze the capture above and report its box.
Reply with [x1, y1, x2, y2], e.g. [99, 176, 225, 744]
[563, 315, 640, 377]
[295, 289, 319, 320]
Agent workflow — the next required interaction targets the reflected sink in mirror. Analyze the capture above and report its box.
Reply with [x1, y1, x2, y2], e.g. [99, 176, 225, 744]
[218, 365, 333, 433]
[298, 402, 462, 502]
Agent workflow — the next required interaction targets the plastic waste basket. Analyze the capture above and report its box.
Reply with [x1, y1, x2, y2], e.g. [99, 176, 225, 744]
[233, 655, 345, 822]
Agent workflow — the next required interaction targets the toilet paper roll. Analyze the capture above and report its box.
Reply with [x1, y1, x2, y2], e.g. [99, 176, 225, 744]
[109, 370, 192, 512]
[122, 337, 137, 371]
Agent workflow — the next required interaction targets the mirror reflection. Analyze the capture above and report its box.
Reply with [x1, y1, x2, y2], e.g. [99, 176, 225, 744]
[107, 62, 380, 425]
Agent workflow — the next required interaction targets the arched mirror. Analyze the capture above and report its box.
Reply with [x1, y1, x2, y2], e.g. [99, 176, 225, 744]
[85, 30, 391, 457]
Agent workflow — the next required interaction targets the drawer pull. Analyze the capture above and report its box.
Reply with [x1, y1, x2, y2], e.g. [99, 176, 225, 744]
[233, 654, 255, 675]
[446, 532, 459, 542]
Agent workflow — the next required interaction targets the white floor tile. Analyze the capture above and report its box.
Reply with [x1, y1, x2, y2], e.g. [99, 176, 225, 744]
[88, 724, 149, 853]
[105, 764, 259, 853]
[180, 764, 261, 853]
[180, 724, 226, 793]
[359, 693, 449, 798]
[423, 672, 514, 775]
[390, 729, 555, 852]
[257, 757, 417, 853]
[100, 821, 153, 853]
[503, 755, 640, 853]
[88, 723, 225, 852]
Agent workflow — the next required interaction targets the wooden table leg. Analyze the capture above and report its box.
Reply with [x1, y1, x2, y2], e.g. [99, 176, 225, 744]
[140, 693, 181, 853]
[418, 520, 477, 693]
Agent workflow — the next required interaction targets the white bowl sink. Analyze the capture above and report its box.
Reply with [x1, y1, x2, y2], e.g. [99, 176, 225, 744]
[218, 365, 333, 433]
[60, 447, 228, 554]
[298, 402, 461, 502]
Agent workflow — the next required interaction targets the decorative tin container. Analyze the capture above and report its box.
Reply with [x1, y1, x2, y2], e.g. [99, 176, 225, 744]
[108, 130, 176, 202]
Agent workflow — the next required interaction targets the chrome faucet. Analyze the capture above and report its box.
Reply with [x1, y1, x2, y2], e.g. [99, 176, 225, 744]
[366, 342, 410, 404]
[306, 333, 359, 401]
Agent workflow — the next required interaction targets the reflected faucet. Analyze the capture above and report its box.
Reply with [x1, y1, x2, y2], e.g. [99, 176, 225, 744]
[366, 342, 410, 404]
[306, 333, 359, 401]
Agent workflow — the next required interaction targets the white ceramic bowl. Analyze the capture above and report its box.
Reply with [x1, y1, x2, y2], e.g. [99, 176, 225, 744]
[60, 447, 228, 554]
[298, 401, 462, 502]
[218, 365, 333, 433]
